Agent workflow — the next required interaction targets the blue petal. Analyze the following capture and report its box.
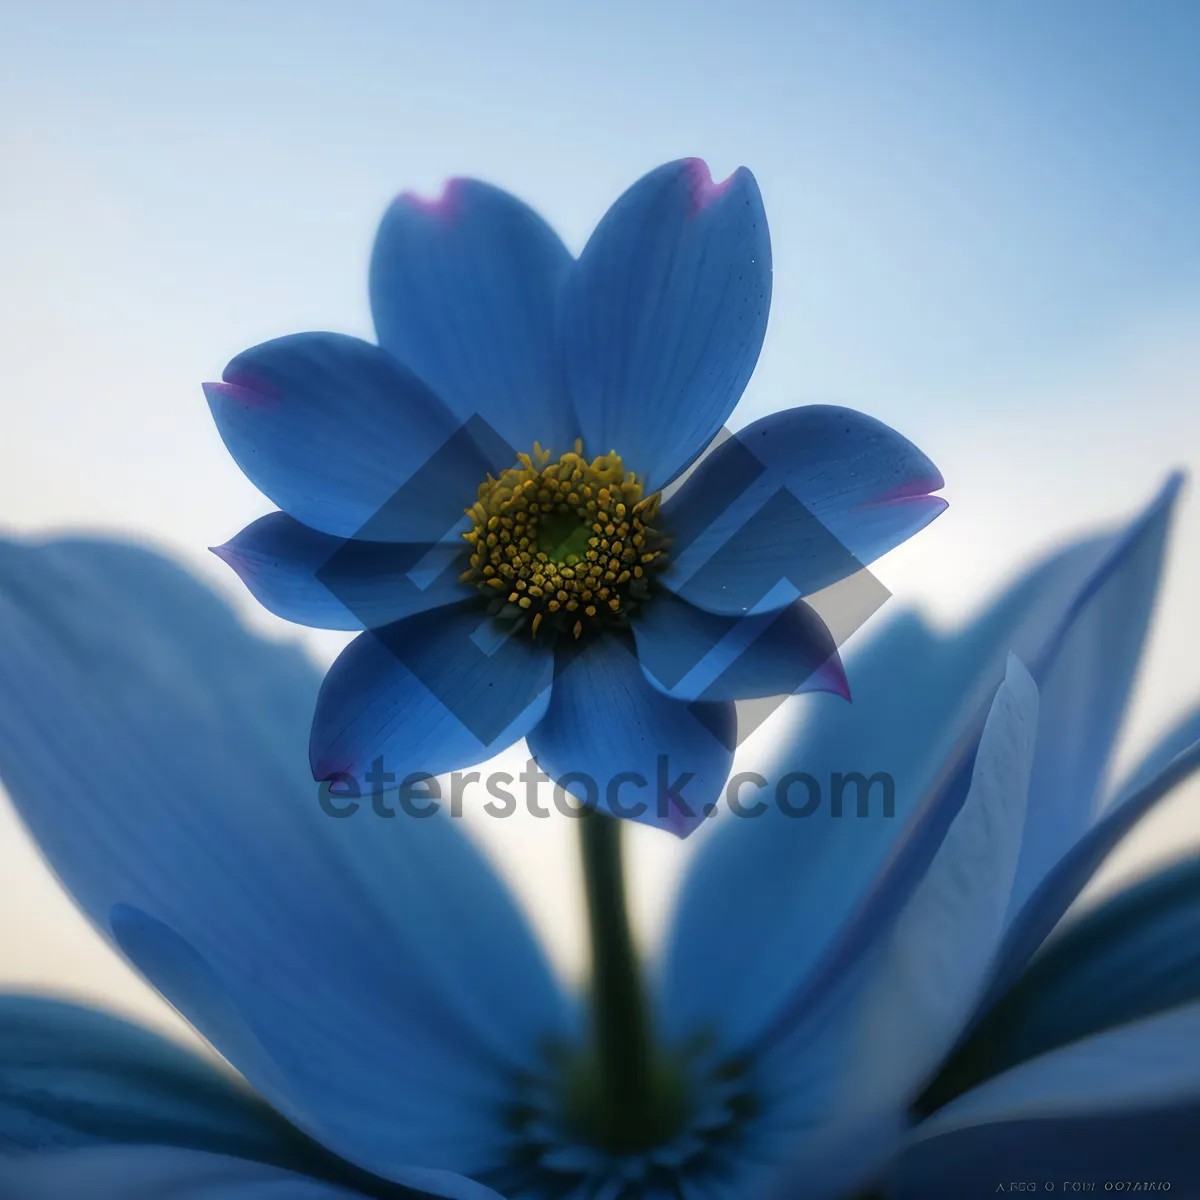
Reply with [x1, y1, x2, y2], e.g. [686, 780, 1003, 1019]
[888, 1108, 1200, 1200]
[370, 178, 577, 456]
[761, 658, 1040, 1200]
[560, 158, 771, 491]
[956, 478, 1186, 1017]
[658, 406, 946, 616]
[842, 658, 1038, 1094]
[1004, 474, 1182, 924]
[791, 479, 1181, 1042]
[632, 591, 849, 701]
[212, 512, 474, 631]
[526, 635, 735, 837]
[887, 1004, 1200, 1197]
[309, 605, 554, 785]
[205, 332, 493, 541]
[0, 537, 571, 1186]
[1108, 702, 1200, 808]
[950, 848, 1200, 1093]
[0, 995, 329, 1174]
[0, 1146, 505, 1200]
[975, 706, 1200, 1027]
[659, 477, 1179, 1057]
[0, 1147, 374, 1200]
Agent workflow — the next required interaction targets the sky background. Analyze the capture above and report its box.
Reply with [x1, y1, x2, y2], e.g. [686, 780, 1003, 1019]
[1, 0, 1198, 1046]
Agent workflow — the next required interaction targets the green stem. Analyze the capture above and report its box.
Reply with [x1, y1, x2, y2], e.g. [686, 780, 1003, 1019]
[578, 809, 658, 1148]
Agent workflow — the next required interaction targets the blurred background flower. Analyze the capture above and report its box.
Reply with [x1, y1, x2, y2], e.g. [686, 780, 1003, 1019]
[0, 0, 1198, 1179]
[0, 479, 1195, 1197]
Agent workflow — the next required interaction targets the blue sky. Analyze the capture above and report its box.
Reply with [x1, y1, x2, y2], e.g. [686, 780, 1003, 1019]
[3, 0, 1198, 415]
[2, 0, 1196, 647]
[0, 0, 1197, 1021]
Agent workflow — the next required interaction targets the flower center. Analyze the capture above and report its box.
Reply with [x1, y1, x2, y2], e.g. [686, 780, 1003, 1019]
[489, 1039, 761, 1196]
[461, 442, 667, 640]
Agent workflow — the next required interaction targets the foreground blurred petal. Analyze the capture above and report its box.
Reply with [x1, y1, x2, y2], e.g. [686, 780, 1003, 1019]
[943, 847, 1200, 1100]
[1004, 473, 1182, 923]
[309, 606, 554, 785]
[1107, 702, 1200, 808]
[370, 178, 576, 456]
[213, 513, 473, 631]
[910, 478, 1184, 1116]
[764, 658, 1040, 1200]
[929, 702, 1200, 1111]
[561, 158, 771, 492]
[847, 658, 1038, 1097]
[0, 537, 570, 1187]
[0, 1146, 504, 1199]
[0, 1147, 371, 1200]
[661, 478, 1179, 1057]
[886, 1004, 1200, 1198]
[527, 636, 735, 837]
[980, 654, 1200, 1014]
[0, 995, 329, 1174]
[785, 477, 1182, 1063]
[632, 591, 848, 702]
[659, 407, 945, 616]
[205, 332, 491, 541]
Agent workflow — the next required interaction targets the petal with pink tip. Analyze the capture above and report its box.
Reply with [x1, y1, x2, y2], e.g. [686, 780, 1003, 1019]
[560, 158, 772, 492]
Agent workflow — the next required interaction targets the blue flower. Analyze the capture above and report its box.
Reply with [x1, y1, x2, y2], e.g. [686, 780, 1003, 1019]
[0, 477, 1196, 1198]
[203, 158, 947, 836]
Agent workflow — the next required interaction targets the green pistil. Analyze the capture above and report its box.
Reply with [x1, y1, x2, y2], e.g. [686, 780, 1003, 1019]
[566, 811, 689, 1153]
[460, 444, 667, 642]
[536, 511, 591, 564]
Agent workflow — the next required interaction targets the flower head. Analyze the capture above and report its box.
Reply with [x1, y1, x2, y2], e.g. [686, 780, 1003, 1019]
[204, 159, 946, 835]
[0, 478, 1196, 1197]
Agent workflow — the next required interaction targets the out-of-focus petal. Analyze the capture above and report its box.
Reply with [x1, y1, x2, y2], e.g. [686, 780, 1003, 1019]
[0, 1147, 373, 1200]
[308, 606, 553, 785]
[1106, 703, 1200, 809]
[978, 723, 1200, 1027]
[1004, 473, 1183, 923]
[205, 332, 494, 542]
[561, 158, 771, 492]
[658, 406, 946, 616]
[844, 658, 1038, 1094]
[0, 1145, 506, 1199]
[526, 635, 735, 837]
[212, 512, 473, 631]
[762, 658, 1040, 1200]
[0, 995, 332, 1177]
[632, 591, 848, 702]
[370, 178, 576, 456]
[784, 479, 1181, 1058]
[886, 1004, 1200, 1198]
[660, 478, 1179, 1059]
[942, 845, 1200, 1100]
[0, 537, 571, 1189]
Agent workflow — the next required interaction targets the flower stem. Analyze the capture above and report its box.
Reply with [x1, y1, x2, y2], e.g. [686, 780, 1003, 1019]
[577, 809, 660, 1149]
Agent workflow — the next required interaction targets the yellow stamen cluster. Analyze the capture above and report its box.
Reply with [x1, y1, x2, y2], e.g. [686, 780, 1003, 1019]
[462, 441, 666, 640]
